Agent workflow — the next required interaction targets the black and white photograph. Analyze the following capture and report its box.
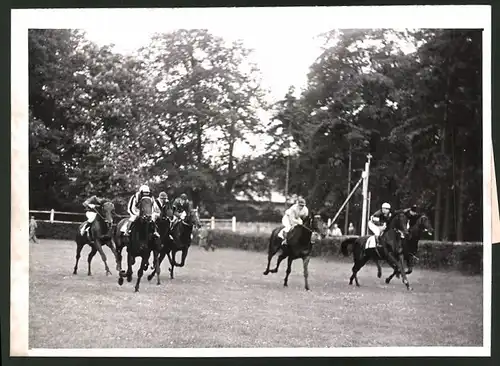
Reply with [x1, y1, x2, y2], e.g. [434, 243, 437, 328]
[11, 5, 492, 357]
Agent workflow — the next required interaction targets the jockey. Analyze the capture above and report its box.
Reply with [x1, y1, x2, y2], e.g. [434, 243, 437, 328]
[171, 193, 193, 228]
[81, 195, 108, 238]
[368, 202, 392, 247]
[121, 184, 159, 238]
[401, 204, 419, 228]
[280, 197, 309, 248]
[153, 191, 171, 220]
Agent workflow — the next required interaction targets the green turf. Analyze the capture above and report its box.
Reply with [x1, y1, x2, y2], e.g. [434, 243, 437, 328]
[29, 239, 483, 348]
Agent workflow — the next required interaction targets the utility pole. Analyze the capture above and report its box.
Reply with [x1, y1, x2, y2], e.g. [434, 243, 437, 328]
[344, 143, 352, 234]
[360, 153, 372, 236]
[284, 122, 292, 205]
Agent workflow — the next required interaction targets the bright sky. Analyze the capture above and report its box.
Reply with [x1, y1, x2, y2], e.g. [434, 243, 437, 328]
[82, 11, 330, 104]
[81, 9, 338, 172]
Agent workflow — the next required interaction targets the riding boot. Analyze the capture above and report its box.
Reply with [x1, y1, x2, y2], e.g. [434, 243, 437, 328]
[124, 222, 134, 237]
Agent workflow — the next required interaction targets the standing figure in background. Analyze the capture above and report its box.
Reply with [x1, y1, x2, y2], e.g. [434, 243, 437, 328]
[347, 222, 356, 235]
[29, 216, 38, 243]
[330, 223, 343, 236]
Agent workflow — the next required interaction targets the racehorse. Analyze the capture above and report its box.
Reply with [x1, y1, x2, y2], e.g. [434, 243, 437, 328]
[340, 210, 412, 290]
[383, 213, 434, 284]
[73, 201, 118, 276]
[263, 213, 326, 291]
[147, 207, 201, 281]
[113, 196, 161, 292]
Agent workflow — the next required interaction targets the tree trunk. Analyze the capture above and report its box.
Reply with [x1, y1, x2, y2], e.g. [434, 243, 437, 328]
[434, 127, 446, 240]
[224, 116, 236, 194]
[442, 186, 451, 240]
[456, 142, 466, 241]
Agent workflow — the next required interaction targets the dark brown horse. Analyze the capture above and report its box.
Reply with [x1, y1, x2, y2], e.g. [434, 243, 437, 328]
[263, 213, 325, 291]
[384, 213, 434, 284]
[73, 201, 118, 276]
[113, 196, 161, 292]
[147, 208, 201, 281]
[340, 211, 412, 290]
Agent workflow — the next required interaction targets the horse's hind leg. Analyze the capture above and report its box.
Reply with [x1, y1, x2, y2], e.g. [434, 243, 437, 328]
[350, 255, 369, 287]
[87, 247, 97, 276]
[374, 259, 382, 278]
[270, 252, 287, 274]
[302, 256, 311, 291]
[73, 242, 84, 275]
[94, 239, 112, 276]
[283, 257, 293, 287]
[263, 251, 275, 275]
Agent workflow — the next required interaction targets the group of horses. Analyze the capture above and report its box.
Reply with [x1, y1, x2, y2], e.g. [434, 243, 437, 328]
[73, 196, 201, 292]
[71, 196, 433, 293]
[263, 209, 433, 292]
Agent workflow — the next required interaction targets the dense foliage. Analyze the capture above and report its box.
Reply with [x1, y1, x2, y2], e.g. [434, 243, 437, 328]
[29, 28, 482, 241]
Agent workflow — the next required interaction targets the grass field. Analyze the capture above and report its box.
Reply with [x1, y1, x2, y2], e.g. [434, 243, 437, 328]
[29, 239, 483, 349]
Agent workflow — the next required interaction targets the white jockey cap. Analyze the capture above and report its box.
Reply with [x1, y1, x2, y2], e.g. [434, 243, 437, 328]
[139, 185, 150, 193]
[382, 202, 391, 209]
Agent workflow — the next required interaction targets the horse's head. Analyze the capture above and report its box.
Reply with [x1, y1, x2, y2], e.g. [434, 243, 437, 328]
[101, 201, 115, 228]
[298, 213, 326, 243]
[417, 214, 434, 237]
[388, 211, 410, 239]
[138, 196, 154, 221]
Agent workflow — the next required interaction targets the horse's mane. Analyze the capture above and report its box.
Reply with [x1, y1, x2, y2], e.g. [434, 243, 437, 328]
[387, 210, 407, 229]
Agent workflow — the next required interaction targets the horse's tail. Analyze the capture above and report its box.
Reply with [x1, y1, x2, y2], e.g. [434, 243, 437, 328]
[340, 237, 357, 257]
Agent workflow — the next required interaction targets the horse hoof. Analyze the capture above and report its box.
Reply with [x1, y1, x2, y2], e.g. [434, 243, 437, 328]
[385, 278, 391, 284]
[305, 287, 310, 291]
[118, 277, 124, 286]
[263, 271, 269, 275]
[377, 273, 382, 278]
[73, 271, 77, 275]
[87, 273, 92, 276]
[147, 275, 152, 281]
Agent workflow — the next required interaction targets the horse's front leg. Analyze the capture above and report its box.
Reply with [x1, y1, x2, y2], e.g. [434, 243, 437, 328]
[135, 255, 148, 292]
[283, 257, 293, 287]
[178, 247, 189, 267]
[166, 250, 175, 279]
[302, 256, 311, 291]
[153, 244, 161, 286]
[387, 252, 411, 290]
[107, 238, 120, 272]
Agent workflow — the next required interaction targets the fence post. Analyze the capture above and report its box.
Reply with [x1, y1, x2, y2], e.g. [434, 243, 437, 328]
[232, 216, 236, 232]
[210, 216, 215, 230]
[50, 209, 55, 223]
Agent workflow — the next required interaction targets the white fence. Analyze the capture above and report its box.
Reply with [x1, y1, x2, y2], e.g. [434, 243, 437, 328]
[28, 209, 266, 233]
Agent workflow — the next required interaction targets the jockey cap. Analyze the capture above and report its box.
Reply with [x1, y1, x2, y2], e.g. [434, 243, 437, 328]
[180, 193, 188, 200]
[297, 197, 306, 205]
[159, 191, 167, 199]
[139, 185, 150, 193]
[382, 202, 391, 209]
